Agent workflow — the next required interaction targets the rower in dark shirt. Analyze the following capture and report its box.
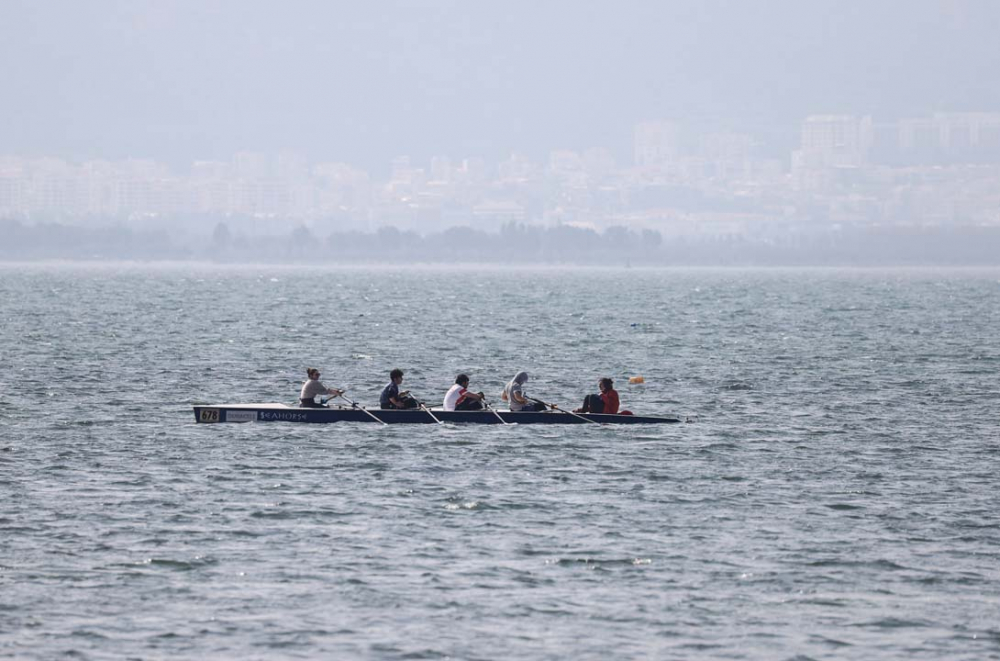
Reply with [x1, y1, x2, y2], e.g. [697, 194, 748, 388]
[379, 368, 418, 410]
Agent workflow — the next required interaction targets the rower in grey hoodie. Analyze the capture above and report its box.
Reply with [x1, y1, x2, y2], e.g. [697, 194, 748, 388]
[502, 371, 543, 412]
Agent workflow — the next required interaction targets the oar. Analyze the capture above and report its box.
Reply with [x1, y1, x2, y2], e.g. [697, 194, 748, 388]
[411, 397, 443, 424]
[482, 399, 512, 425]
[528, 397, 600, 425]
[328, 392, 388, 426]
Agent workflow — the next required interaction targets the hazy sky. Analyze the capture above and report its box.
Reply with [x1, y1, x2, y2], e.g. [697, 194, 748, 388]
[2, 0, 998, 169]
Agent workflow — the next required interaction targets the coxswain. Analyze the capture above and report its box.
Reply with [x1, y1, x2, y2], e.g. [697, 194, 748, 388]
[574, 377, 620, 414]
[300, 367, 344, 408]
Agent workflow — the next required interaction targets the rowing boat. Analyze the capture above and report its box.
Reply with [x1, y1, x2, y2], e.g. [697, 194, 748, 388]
[193, 404, 681, 425]
[192, 404, 681, 425]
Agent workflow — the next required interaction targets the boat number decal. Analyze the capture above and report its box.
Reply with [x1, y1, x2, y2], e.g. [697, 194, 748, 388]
[226, 411, 256, 423]
[199, 409, 220, 423]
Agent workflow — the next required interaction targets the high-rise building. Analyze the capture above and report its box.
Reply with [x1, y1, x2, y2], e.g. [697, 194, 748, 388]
[790, 115, 872, 190]
[634, 121, 679, 167]
[122, 158, 168, 180]
[390, 156, 412, 183]
[583, 148, 616, 180]
[701, 133, 753, 179]
[233, 151, 268, 180]
[897, 117, 940, 153]
[0, 172, 24, 215]
[430, 156, 452, 183]
[275, 151, 308, 182]
[498, 153, 533, 181]
[458, 157, 487, 185]
[898, 112, 1000, 161]
[549, 150, 583, 173]
[191, 160, 231, 181]
[799, 115, 873, 167]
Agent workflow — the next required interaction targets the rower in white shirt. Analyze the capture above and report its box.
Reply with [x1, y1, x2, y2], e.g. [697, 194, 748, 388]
[443, 374, 485, 411]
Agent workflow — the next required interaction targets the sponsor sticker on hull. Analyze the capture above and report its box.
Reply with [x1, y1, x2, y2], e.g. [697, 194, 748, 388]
[259, 411, 310, 422]
[225, 410, 257, 423]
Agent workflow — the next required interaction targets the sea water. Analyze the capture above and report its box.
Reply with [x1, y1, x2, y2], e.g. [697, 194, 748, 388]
[2, 264, 999, 660]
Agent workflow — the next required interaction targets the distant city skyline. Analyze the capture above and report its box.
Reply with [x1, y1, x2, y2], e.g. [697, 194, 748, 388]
[3, 111, 999, 244]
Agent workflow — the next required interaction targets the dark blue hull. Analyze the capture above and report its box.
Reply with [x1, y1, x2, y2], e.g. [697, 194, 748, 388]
[193, 404, 680, 425]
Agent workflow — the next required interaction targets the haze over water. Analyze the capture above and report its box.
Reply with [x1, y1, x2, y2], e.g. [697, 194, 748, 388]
[2, 265, 999, 659]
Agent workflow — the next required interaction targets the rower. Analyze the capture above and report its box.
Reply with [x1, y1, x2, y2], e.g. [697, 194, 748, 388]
[574, 377, 620, 414]
[500, 371, 546, 412]
[300, 367, 344, 408]
[443, 374, 485, 411]
[379, 368, 418, 410]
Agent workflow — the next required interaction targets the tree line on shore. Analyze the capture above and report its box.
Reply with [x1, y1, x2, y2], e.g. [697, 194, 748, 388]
[2, 217, 1000, 265]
